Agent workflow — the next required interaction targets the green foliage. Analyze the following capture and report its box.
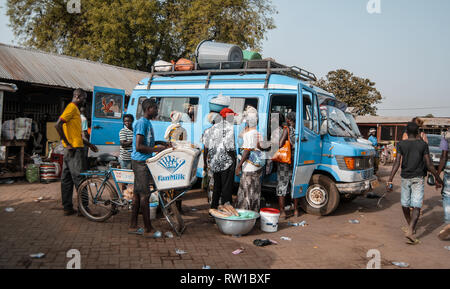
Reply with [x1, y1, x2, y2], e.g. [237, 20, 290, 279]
[7, 0, 276, 71]
[314, 69, 382, 116]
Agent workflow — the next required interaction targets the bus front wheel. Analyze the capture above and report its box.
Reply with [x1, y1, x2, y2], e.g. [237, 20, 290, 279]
[300, 175, 340, 216]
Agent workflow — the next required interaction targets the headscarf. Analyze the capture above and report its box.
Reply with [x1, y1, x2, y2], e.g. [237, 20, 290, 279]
[164, 111, 183, 141]
[220, 108, 237, 119]
[244, 106, 258, 127]
[170, 111, 183, 124]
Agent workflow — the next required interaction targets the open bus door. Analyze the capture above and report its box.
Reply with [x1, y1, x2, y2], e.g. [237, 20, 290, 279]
[292, 84, 322, 198]
[90, 86, 126, 156]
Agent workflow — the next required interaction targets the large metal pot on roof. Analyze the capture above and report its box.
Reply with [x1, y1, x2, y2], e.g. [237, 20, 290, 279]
[195, 40, 243, 70]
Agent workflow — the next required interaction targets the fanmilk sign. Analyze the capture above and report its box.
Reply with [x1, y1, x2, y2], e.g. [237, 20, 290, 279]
[157, 155, 186, 182]
[146, 147, 200, 191]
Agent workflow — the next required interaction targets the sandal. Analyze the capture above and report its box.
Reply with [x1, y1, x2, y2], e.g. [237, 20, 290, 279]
[438, 225, 450, 240]
[128, 228, 144, 235]
[406, 238, 421, 245]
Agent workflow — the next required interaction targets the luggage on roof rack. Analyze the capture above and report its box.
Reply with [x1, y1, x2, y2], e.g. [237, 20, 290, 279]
[146, 60, 317, 90]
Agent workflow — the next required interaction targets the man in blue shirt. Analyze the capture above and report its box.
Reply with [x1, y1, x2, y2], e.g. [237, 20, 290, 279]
[368, 128, 378, 147]
[368, 128, 379, 173]
[129, 99, 168, 238]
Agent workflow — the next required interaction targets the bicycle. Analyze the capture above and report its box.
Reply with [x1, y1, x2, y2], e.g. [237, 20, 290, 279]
[77, 164, 186, 236]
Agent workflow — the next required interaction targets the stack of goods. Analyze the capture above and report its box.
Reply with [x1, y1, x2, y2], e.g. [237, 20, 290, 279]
[209, 204, 239, 218]
[2, 120, 15, 140]
[173, 58, 194, 71]
[123, 185, 134, 201]
[15, 118, 32, 140]
[39, 162, 60, 183]
[209, 93, 231, 112]
[154, 60, 172, 72]
[26, 164, 40, 183]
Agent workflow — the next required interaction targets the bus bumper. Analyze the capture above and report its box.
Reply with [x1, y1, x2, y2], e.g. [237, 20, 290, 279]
[336, 176, 379, 195]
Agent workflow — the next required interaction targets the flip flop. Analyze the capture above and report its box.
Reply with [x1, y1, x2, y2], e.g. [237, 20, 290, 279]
[438, 227, 450, 240]
[128, 228, 144, 235]
[405, 234, 421, 245]
[144, 231, 162, 239]
[406, 239, 421, 245]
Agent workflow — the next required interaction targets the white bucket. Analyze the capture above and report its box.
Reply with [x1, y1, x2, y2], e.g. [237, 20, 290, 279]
[260, 208, 281, 233]
[149, 202, 158, 220]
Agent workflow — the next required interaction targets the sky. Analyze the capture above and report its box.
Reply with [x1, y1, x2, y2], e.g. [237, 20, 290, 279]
[0, 0, 449, 117]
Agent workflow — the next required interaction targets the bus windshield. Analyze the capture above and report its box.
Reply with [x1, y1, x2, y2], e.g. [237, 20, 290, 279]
[345, 112, 363, 138]
[326, 106, 357, 139]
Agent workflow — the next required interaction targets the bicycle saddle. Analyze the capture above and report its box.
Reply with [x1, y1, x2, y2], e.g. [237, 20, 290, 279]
[97, 153, 118, 163]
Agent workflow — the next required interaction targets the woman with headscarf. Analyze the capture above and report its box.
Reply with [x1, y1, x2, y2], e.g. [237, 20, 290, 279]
[164, 111, 187, 144]
[202, 112, 221, 205]
[235, 106, 264, 212]
[164, 111, 188, 213]
[277, 111, 299, 219]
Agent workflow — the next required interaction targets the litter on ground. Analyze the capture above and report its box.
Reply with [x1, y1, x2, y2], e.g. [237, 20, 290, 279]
[202, 265, 211, 269]
[280, 237, 292, 241]
[392, 262, 409, 268]
[30, 253, 45, 259]
[5, 208, 15, 213]
[253, 239, 277, 247]
[164, 232, 174, 238]
[232, 248, 245, 255]
[349, 219, 360, 224]
[175, 249, 187, 255]
[288, 221, 307, 227]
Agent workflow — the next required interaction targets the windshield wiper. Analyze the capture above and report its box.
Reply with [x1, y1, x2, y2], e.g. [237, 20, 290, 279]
[329, 118, 356, 138]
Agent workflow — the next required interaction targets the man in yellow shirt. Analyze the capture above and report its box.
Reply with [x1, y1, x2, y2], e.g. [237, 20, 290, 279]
[55, 89, 98, 216]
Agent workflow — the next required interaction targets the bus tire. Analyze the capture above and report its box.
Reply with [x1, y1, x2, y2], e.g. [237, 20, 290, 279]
[300, 174, 340, 216]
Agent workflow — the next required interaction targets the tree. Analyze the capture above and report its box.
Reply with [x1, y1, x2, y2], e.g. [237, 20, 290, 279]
[7, 0, 276, 71]
[314, 69, 382, 116]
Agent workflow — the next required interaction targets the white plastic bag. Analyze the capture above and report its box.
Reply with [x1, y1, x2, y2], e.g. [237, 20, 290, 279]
[210, 93, 231, 107]
[154, 60, 173, 72]
[2, 120, 15, 140]
[15, 118, 32, 140]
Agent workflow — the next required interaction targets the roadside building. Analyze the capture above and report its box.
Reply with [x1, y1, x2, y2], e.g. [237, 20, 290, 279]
[0, 42, 148, 154]
[356, 115, 450, 145]
[0, 43, 149, 179]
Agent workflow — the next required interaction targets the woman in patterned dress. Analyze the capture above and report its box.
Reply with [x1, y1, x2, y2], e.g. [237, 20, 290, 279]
[277, 112, 298, 219]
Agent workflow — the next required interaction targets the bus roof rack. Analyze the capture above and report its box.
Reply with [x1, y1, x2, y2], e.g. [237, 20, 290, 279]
[147, 60, 317, 89]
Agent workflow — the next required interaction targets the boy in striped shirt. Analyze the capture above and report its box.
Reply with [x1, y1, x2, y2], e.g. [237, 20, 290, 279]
[119, 114, 134, 169]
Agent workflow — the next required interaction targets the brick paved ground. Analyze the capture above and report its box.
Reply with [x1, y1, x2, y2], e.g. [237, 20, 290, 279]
[0, 166, 449, 269]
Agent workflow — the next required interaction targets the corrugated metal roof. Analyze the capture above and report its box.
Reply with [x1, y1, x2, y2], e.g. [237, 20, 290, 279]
[0, 43, 149, 95]
[355, 116, 412, 124]
[356, 116, 450, 127]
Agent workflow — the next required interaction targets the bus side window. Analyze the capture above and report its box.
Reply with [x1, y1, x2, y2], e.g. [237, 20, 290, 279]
[302, 91, 313, 131]
[94, 92, 123, 119]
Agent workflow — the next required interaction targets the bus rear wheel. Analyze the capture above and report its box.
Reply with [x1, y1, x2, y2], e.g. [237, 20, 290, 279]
[300, 174, 340, 216]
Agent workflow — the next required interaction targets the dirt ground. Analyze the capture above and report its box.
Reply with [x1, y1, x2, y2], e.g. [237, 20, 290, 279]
[0, 165, 449, 269]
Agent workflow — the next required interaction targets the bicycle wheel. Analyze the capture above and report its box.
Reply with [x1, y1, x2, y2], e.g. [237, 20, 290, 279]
[77, 177, 119, 222]
[159, 191, 185, 236]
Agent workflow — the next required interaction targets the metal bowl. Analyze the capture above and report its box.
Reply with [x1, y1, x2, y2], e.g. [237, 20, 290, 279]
[214, 209, 260, 236]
